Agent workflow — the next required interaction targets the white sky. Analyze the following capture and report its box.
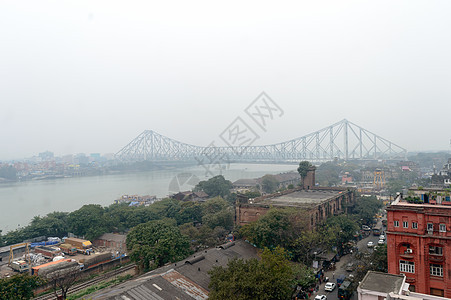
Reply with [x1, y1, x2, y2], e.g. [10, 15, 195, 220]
[1, 1, 451, 160]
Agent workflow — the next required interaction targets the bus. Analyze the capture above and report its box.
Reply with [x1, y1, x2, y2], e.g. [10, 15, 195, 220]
[338, 280, 353, 299]
[372, 224, 382, 236]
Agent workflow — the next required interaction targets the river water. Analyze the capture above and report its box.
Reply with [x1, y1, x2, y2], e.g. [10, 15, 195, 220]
[0, 163, 297, 233]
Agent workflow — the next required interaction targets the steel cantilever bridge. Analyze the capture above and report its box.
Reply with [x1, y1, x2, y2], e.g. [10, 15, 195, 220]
[115, 119, 407, 163]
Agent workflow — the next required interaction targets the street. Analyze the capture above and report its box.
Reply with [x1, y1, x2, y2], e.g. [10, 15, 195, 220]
[313, 225, 385, 300]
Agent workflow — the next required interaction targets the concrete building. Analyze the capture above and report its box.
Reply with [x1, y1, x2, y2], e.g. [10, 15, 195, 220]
[386, 191, 451, 297]
[93, 233, 127, 254]
[235, 168, 354, 228]
[358, 271, 447, 300]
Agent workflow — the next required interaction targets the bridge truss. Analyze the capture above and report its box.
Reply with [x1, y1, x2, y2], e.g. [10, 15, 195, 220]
[115, 119, 407, 163]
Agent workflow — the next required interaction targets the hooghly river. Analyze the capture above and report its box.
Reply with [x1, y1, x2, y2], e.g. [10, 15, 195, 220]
[0, 163, 297, 233]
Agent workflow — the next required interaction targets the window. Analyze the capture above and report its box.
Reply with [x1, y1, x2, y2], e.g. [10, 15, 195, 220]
[430, 264, 443, 277]
[439, 224, 446, 232]
[394, 221, 399, 227]
[403, 221, 408, 228]
[429, 246, 443, 255]
[427, 223, 433, 231]
[400, 260, 415, 273]
[412, 222, 418, 229]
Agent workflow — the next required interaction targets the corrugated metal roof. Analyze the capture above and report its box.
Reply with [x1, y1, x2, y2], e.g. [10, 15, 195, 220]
[162, 270, 208, 300]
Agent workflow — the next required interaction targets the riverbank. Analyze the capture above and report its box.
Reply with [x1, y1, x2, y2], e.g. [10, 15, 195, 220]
[0, 163, 298, 233]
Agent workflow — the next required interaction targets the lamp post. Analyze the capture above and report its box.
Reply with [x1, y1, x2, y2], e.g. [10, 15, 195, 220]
[313, 251, 318, 269]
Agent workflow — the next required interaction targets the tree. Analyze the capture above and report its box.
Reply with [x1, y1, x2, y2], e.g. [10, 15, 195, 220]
[352, 195, 382, 225]
[202, 209, 234, 231]
[240, 208, 308, 250]
[47, 266, 81, 300]
[208, 247, 294, 300]
[297, 161, 313, 186]
[323, 215, 359, 253]
[260, 174, 279, 193]
[0, 274, 45, 300]
[127, 219, 192, 271]
[355, 245, 387, 282]
[0, 165, 17, 180]
[67, 204, 109, 240]
[194, 175, 232, 198]
[292, 263, 316, 291]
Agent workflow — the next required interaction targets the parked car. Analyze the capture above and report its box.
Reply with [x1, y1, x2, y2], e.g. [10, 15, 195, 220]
[314, 295, 327, 300]
[379, 234, 385, 240]
[378, 239, 385, 245]
[367, 241, 374, 248]
[325, 282, 336, 292]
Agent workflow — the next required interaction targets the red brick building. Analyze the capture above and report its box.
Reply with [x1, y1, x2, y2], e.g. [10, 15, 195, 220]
[386, 190, 451, 298]
[235, 167, 354, 229]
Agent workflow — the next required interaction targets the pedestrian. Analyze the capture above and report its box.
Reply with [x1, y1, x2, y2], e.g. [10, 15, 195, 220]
[333, 272, 335, 279]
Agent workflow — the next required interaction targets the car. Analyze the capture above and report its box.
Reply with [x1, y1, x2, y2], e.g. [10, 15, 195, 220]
[379, 234, 385, 240]
[314, 295, 327, 300]
[346, 263, 354, 272]
[378, 239, 385, 245]
[362, 225, 371, 230]
[324, 282, 336, 292]
[367, 241, 374, 247]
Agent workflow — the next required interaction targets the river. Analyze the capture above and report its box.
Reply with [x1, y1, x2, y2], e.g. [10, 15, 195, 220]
[0, 163, 297, 233]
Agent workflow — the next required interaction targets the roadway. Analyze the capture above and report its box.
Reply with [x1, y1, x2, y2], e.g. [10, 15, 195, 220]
[313, 223, 385, 300]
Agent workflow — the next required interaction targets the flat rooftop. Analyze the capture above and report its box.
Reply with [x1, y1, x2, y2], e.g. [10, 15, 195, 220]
[359, 271, 404, 294]
[256, 189, 344, 208]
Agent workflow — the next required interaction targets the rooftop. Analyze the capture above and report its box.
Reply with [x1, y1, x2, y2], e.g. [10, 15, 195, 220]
[358, 271, 405, 295]
[95, 233, 126, 243]
[89, 240, 258, 300]
[254, 188, 345, 208]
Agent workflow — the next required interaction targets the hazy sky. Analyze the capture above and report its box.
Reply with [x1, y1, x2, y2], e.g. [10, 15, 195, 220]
[1, 1, 451, 160]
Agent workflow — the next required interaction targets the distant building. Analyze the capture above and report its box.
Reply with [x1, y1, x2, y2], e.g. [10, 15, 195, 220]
[431, 158, 451, 186]
[232, 178, 258, 191]
[38, 151, 54, 161]
[114, 194, 157, 206]
[93, 233, 127, 254]
[386, 190, 451, 297]
[341, 172, 353, 184]
[170, 191, 209, 202]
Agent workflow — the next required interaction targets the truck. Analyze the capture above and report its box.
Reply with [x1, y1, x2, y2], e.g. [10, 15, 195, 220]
[31, 258, 73, 276]
[63, 238, 92, 255]
[34, 246, 62, 259]
[79, 252, 112, 269]
[11, 260, 30, 273]
[59, 243, 77, 255]
[338, 280, 354, 300]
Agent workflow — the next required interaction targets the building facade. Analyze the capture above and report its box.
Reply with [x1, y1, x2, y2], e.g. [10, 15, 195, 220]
[386, 190, 451, 298]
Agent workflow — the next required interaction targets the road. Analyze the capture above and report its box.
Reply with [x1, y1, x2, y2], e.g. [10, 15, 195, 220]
[313, 223, 385, 300]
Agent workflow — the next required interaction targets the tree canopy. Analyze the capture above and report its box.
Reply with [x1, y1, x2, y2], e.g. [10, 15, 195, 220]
[0, 274, 46, 300]
[297, 161, 313, 179]
[240, 208, 308, 250]
[126, 219, 192, 271]
[208, 247, 295, 300]
[352, 195, 382, 225]
[260, 174, 279, 193]
[194, 175, 232, 198]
